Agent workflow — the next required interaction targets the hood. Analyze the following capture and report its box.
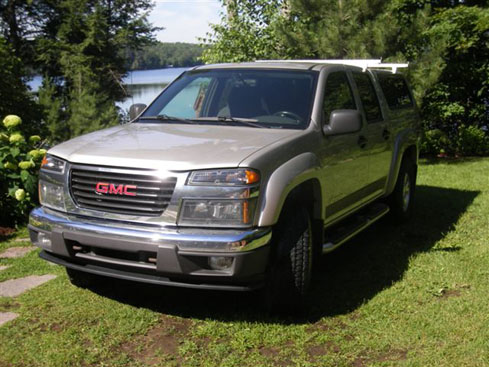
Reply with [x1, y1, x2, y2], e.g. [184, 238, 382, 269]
[49, 123, 297, 171]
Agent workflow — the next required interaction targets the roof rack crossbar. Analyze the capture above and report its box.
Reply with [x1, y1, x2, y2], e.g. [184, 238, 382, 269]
[254, 59, 408, 73]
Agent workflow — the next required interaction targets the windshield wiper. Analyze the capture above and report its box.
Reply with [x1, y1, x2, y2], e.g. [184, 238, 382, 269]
[138, 114, 196, 124]
[193, 116, 268, 129]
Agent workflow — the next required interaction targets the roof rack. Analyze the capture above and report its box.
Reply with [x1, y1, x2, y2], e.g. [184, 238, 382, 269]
[255, 59, 409, 73]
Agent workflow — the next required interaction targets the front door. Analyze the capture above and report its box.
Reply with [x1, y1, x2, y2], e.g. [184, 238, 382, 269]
[319, 69, 370, 222]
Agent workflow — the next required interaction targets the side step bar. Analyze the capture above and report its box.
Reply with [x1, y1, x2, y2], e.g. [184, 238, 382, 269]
[322, 203, 390, 254]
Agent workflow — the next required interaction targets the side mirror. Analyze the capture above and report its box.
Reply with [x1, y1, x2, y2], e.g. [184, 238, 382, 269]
[322, 109, 362, 136]
[128, 103, 147, 121]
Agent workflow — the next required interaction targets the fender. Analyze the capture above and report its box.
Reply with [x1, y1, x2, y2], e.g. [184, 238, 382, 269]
[385, 127, 420, 196]
[257, 152, 321, 227]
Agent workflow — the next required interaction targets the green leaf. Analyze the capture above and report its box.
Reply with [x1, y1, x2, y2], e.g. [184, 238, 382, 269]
[23, 175, 37, 193]
[10, 147, 20, 157]
[20, 170, 30, 182]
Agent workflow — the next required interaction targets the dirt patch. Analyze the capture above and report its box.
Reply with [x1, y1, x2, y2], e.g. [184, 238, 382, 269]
[307, 344, 326, 357]
[0, 301, 20, 312]
[436, 284, 470, 300]
[0, 227, 15, 240]
[0, 265, 10, 271]
[352, 348, 408, 367]
[307, 341, 341, 362]
[308, 319, 348, 334]
[35, 319, 64, 333]
[439, 289, 461, 299]
[120, 315, 193, 366]
[259, 345, 279, 358]
[376, 348, 408, 363]
[0, 246, 35, 259]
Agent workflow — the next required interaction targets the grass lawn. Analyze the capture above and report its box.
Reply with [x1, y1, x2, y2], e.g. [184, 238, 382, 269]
[1, 158, 489, 367]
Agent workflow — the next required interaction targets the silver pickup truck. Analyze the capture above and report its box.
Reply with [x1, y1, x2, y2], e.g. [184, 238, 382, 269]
[29, 60, 420, 310]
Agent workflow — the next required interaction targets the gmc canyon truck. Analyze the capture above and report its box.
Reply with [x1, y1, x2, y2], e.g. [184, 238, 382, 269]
[29, 60, 420, 309]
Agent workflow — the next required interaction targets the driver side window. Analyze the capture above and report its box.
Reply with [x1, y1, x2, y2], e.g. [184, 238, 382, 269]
[323, 72, 356, 123]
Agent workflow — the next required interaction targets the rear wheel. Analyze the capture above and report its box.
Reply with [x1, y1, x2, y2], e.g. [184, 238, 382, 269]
[388, 157, 416, 223]
[265, 205, 313, 313]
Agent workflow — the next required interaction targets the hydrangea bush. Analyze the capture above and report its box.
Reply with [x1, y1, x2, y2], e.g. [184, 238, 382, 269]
[0, 115, 46, 225]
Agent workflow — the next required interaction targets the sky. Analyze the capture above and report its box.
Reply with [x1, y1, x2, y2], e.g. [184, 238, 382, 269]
[149, 0, 224, 44]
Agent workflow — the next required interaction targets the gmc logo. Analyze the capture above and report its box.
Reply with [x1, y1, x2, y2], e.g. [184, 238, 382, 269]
[95, 182, 137, 196]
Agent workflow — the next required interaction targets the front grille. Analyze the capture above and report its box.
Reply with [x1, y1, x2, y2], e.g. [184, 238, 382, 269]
[70, 166, 177, 216]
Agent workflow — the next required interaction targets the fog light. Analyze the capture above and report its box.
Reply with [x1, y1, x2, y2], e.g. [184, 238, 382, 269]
[37, 232, 52, 250]
[208, 256, 234, 271]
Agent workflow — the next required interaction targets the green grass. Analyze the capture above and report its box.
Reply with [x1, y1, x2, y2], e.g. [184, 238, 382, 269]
[2, 158, 489, 366]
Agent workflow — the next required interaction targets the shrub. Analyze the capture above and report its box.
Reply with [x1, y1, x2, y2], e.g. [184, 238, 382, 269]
[421, 129, 451, 156]
[455, 125, 489, 156]
[421, 126, 489, 157]
[0, 115, 45, 226]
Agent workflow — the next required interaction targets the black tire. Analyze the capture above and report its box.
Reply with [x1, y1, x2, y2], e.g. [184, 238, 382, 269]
[388, 157, 417, 223]
[66, 267, 96, 288]
[265, 205, 313, 313]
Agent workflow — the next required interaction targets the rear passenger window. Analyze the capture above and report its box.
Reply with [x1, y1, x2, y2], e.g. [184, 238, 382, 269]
[377, 74, 413, 109]
[323, 72, 356, 123]
[352, 72, 382, 123]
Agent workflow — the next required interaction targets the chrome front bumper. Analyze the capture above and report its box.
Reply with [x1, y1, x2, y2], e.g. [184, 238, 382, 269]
[29, 207, 272, 290]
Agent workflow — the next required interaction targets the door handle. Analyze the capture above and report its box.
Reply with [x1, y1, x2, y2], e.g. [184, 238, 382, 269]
[382, 129, 390, 140]
[358, 136, 368, 149]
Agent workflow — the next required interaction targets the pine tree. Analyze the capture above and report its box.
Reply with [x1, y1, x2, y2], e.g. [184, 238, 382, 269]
[34, 0, 155, 140]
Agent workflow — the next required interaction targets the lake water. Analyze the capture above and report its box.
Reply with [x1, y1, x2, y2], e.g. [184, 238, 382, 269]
[28, 67, 190, 112]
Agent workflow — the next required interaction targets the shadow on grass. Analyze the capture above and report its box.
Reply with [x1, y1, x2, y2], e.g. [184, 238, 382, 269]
[86, 185, 479, 324]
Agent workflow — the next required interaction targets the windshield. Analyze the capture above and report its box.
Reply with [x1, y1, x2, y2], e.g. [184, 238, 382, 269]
[139, 69, 318, 129]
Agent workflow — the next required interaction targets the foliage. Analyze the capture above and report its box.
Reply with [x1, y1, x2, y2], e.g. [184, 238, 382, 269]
[420, 6, 489, 155]
[124, 42, 204, 70]
[1, 0, 157, 143]
[0, 115, 45, 225]
[0, 37, 42, 137]
[201, 0, 292, 63]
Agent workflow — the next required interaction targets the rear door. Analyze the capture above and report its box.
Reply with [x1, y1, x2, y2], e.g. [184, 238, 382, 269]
[351, 71, 392, 196]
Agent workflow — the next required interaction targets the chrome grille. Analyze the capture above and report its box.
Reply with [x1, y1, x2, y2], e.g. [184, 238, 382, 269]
[70, 167, 177, 217]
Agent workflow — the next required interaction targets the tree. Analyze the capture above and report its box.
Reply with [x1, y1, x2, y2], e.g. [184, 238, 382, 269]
[420, 6, 489, 155]
[123, 42, 204, 70]
[34, 0, 156, 141]
[0, 37, 41, 137]
[201, 0, 291, 63]
[1, 0, 157, 142]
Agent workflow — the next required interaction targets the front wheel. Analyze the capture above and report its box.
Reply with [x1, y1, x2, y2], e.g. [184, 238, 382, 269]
[388, 157, 417, 223]
[265, 206, 313, 312]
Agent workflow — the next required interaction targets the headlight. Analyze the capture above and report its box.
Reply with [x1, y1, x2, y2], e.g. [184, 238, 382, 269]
[39, 180, 66, 211]
[178, 198, 256, 227]
[188, 168, 259, 186]
[41, 154, 66, 174]
[181, 168, 260, 227]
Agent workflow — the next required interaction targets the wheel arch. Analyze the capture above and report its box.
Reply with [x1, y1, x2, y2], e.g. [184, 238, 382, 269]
[257, 152, 323, 227]
[385, 130, 419, 196]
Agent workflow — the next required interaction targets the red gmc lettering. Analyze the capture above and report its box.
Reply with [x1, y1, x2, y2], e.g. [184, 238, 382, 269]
[123, 185, 137, 196]
[95, 182, 137, 196]
[95, 182, 109, 194]
[109, 184, 123, 195]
